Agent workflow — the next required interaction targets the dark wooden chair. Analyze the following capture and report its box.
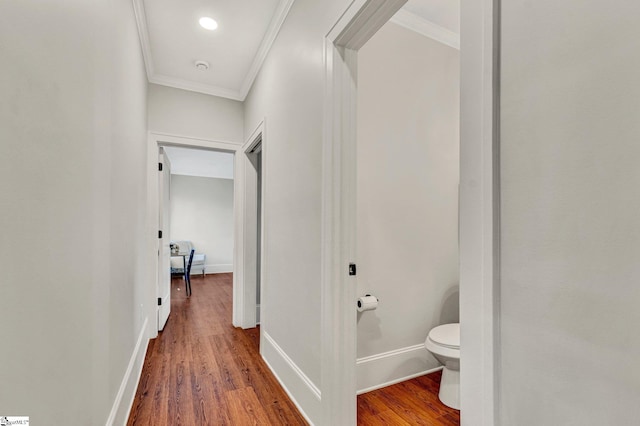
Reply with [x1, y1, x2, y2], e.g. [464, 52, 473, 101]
[186, 249, 195, 296]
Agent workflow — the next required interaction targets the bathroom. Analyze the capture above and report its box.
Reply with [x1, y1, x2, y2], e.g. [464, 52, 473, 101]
[354, 10, 461, 420]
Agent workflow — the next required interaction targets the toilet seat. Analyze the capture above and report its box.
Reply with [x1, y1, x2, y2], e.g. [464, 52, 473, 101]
[425, 323, 460, 410]
[428, 323, 459, 349]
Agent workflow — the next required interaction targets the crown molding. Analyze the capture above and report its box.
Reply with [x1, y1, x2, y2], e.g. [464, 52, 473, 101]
[149, 74, 243, 101]
[239, 0, 296, 100]
[132, 0, 154, 79]
[390, 9, 460, 50]
[132, 0, 295, 101]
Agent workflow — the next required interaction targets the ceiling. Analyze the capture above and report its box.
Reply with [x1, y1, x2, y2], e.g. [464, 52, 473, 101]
[134, 0, 294, 101]
[163, 147, 234, 180]
[134, 0, 459, 102]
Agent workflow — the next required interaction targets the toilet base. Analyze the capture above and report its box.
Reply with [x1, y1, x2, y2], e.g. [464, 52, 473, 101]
[438, 367, 460, 410]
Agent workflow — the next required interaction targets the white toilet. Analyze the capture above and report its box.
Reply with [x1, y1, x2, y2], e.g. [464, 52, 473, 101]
[425, 323, 460, 410]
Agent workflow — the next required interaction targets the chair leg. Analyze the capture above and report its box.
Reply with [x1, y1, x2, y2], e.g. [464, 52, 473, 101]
[182, 256, 187, 281]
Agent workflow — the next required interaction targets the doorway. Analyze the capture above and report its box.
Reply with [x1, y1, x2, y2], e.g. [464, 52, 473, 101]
[239, 122, 266, 335]
[156, 144, 235, 330]
[355, 6, 460, 392]
[146, 132, 265, 339]
[321, 0, 498, 424]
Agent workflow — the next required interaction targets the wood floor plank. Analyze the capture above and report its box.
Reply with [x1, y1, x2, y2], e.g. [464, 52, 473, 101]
[436, 413, 462, 426]
[398, 379, 453, 418]
[376, 409, 415, 425]
[225, 387, 272, 425]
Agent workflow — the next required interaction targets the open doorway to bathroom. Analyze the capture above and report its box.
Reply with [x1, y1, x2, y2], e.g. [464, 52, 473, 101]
[320, 0, 470, 423]
[354, 3, 461, 423]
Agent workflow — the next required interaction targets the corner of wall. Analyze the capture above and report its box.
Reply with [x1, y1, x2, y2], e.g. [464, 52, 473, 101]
[356, 345, 442, 394]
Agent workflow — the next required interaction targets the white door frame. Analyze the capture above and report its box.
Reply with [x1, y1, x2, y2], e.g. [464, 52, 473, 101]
[157, 147, 172, 331]
[145, 131, 256, 339]
[459, 0, 500, 423]
[320, 0, 499, 424]
[239, 120, 267, 333]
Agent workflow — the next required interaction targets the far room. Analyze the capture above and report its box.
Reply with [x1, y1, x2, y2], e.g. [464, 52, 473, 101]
[162, 146, 234, 295]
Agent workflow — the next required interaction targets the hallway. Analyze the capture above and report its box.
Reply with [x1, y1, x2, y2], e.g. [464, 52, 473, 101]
[127, 274, 308, 425]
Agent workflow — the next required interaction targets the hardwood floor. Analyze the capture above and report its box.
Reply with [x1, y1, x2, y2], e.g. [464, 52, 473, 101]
[128, 273, 458, 425]
[357, 371, 460, 425]
[127, 273, 308, 425]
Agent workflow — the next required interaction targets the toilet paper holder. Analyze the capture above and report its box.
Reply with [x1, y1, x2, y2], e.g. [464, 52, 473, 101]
[357, 294, 379, 312]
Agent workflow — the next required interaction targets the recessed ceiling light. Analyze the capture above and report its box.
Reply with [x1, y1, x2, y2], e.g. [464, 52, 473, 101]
[199, 17, 218, 31]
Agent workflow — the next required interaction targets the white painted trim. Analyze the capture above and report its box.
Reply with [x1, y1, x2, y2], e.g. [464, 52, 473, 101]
[237, 120, 266, 330]
[131, 0, 154, 80]
[106, 318, 149, 426]
[264, 333, 321, 399]
[390, 9, 460, 50]
[203, 263, 233, 274]
[358, 368, 443, 396]
[243, 121, 265, 153]
[256, 121, 268, 353]
[149, 131, 241, 148]
[357, 343, 425, 364]
[132, 0, 295, 101]
[256, 304, 261, 324]
[356, 344, 441, 394]
[459, 0, 499, 424]
[239, 0, 296, 99]
[358, 367, 443, 395]
[232, 146, 246, 328]
[262, 332, 321, 425]
[321, 1, 406, 425]
[149, 74, 242, 101]
[329, 0, 407, 49]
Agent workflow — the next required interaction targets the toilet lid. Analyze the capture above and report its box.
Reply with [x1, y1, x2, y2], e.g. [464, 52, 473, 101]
[428, 323, 459, 348]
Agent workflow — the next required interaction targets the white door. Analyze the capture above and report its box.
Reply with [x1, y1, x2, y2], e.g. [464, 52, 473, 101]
[158, 148, 172, 331]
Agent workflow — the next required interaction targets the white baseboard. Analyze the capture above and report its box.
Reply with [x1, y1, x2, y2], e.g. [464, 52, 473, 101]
[106, 317, 149, 425]
[262, 332, 321, 425]
[356, 343, 442, 395]
[204, 263, 233, 274]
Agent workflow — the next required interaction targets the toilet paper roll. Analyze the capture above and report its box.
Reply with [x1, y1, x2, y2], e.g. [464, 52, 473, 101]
[357, 295, 378, 312]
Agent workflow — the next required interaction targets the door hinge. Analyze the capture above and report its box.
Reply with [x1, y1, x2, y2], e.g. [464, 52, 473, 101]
[158, 162, 163, 171]
[158, 297, 162, 306]
[158, 230, 163, 239]
[349, 263, 356, 276]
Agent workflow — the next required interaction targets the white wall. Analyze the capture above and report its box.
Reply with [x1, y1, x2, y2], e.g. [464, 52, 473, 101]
[356, 22, 460, 391]
[170, 175, 234, 273]
[148, 83, 244, 143]
[500, 1, 640, 424]
[242, 0, 356, 421]
[0, 0, 149, 424]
